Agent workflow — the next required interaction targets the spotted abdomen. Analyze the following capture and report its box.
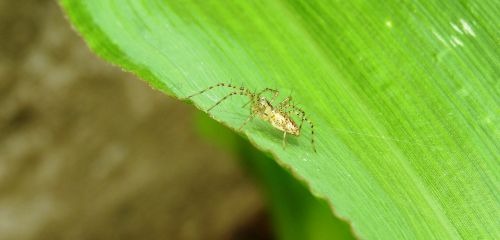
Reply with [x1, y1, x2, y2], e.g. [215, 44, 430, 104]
[270, 112, 300, 135]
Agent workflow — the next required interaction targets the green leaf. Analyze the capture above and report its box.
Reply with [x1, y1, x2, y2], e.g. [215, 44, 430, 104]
[60, 1, 499, 238]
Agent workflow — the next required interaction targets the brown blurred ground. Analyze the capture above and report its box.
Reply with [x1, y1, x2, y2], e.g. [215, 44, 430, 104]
[0, 1, 265, 239]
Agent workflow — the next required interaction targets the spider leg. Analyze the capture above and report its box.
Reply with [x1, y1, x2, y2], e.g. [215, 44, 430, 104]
[257, 88, 280, 103]
[238, 113, 255, 131]
[242, 88, 277, 107]
[242, 100, 251, 108]
[186, 83, 250, 99]
[283, 104, 316, 153]
[278, 96, 293, 108]
[207, 91, 250, 113]
[280, 101, 305, 130]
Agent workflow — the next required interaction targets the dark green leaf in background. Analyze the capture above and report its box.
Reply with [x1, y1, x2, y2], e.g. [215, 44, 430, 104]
[195, 112, 355, 240]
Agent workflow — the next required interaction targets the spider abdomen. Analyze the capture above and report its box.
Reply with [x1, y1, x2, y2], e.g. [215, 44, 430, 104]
[269, 111, 300, 136]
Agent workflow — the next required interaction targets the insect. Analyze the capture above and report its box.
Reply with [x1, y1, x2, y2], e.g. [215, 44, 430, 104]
[185, 83, 316, 152]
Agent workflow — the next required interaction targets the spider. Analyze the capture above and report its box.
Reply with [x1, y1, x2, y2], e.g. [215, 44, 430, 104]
[185, 83, 316, 152]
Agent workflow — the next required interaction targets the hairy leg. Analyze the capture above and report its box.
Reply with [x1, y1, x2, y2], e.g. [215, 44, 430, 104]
[257, 88, 280, 103]
[186, 83, 250, 99]
[239, 113, 255, 131]
[283, 104, 316, 152]
[206, 91, 250, 113]
[243, 88, 279, 108]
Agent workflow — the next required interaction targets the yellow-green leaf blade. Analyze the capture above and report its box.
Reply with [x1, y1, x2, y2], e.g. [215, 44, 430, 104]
[60, 1, 499, 238]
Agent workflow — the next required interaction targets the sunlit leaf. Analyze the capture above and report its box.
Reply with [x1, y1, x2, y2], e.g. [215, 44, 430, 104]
[60, 1, 499, 238]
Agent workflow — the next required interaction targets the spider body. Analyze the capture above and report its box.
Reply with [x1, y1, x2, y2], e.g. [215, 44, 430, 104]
[186, 83, 315, 152]
[254, 98, 300, 136]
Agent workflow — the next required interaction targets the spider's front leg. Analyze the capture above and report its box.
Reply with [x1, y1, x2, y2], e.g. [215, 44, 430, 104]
[238, 112, 255, 131]
[257, 88, 280, 102]
[207, 91, 248, 113]
[278, 96, 293, 109]
[186, 83, 250, 99]
[242, 88, 279, 108]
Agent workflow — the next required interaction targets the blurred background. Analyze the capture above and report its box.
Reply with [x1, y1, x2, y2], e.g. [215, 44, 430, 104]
[0, 1, 354, 239]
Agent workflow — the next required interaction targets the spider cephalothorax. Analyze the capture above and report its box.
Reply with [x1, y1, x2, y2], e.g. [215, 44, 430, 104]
[186, 83, 316, 152]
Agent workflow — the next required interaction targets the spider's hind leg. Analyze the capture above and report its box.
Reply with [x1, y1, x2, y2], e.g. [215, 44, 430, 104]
[284, 104, 316, 153]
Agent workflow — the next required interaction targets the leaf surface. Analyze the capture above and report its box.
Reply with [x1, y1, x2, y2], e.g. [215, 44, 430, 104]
[60, 1, 499, 238]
